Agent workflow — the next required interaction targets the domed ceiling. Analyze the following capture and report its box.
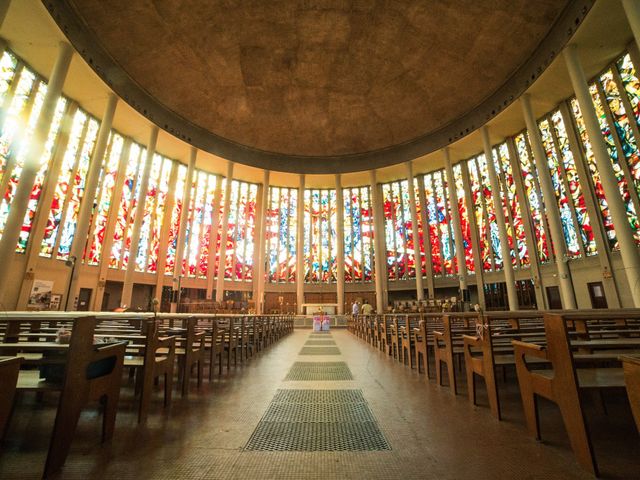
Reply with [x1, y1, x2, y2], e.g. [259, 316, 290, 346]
[51, 0, 587, 172]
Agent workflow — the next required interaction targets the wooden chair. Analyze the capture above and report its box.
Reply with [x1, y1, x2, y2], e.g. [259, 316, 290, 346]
[0, 356, 21, 441]
[512, 313, 630, 476]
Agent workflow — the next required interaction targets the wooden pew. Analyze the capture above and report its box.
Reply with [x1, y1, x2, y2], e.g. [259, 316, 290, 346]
[462, 311, 546, 419]
[4, 316, 126, 478]
[512, 312, 639, 476]
[175, 317, 206, 397]
[0, 356, 21, 442]
[621, 354, 640, 434]
[433, 314, 478, 394]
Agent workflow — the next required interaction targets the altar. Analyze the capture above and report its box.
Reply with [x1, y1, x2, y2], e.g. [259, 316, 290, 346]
[301, 303, 338, 315]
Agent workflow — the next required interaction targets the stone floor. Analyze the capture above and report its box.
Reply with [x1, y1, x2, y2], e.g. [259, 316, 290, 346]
[0, 329, 638, 479]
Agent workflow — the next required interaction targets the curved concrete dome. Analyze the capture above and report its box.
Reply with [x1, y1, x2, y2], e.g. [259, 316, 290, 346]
[49, 0, 590, 173]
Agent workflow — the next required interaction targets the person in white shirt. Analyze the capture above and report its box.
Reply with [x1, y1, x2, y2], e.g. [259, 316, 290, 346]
[351, 300, 360, 316]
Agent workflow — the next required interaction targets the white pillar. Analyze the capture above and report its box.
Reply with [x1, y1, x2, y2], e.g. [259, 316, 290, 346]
[0, 41, 73, 306]
[370, 170, 387, 313]
[623, 0, 640, 55]
[93, 139, 132, 311]
[121, 125, 158, 307]
[67, 94, 117, 308]
[335, 174, 346, 314]
[405, 161, 425, 300]
[153, 163, 179, 305]
[253, 170, 269, 313]
[172, 147, 196, 312]
[205, 167, 221, 300]
[521, 94, 577, 309]
[564, 44, 640, 306]
[482, 127, 519, 311]
[296, 174, 305, 314]
[215, 161, 234, 303]
[443, 148, 468, 295]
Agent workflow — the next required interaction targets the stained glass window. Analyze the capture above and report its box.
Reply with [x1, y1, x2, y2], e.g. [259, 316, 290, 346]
[382, 180, 416, 280]
[266, 186, 298, 283]
[54, 113, 99, 261]
[539, 118, 581, 258]
[570, 87, 640, 248]
[304, 188, 337, 283]
[495, 143, 529, 266]
[165, 164, 187, 275]
[343, 186, 374, 283]
[515, 133, 551, 263]
[452, 164, 474, 273]
[550, 110, 597, 256]
[86, 133, 124, 265]
[110, 142, 145, 269]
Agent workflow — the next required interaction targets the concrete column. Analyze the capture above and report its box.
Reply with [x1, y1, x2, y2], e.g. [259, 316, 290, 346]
[460, 161, 487, 309]
[296, 174, 305, 314]
[564, 44, 640, 306]
[253, 170, 269, 313]
[16, 102, 78, 308]
[172, 147, 196, 312]
[482, 127, 519, 311]
[416, 175, 435, 299]
[92, 139, 132, 310]
[0, 41, 73, 306]
[623, 0, 640, 54]
[405, 161, 425, 301]
[559, 102, 620, 307]
[335, 174, 346, 314]
[370, 170, 387, 313]
[215, 161, 234, 303]
[443, 148, 469, 296]
[506, 138, 547, 309]
[121, 125, 158, 307]
[205, 167, 221, 300]
[67, 94, 117, 308]
[521, 94, 577, 308]
[153, 162, 179, 305]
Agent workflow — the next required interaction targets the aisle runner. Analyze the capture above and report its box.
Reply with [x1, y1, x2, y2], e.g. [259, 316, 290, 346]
[244, 332, 390, 452]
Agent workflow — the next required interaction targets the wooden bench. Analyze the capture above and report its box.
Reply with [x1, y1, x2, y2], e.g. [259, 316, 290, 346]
[621, 354, 640, 433]
[512, 312, 640, 476]
[0, 356, 21, 442]
[2, 316, 126, 478]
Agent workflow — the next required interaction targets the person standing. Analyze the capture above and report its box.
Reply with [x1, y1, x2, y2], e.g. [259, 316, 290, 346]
[351, 300, 360, 316]
[361, 300, 373, 315]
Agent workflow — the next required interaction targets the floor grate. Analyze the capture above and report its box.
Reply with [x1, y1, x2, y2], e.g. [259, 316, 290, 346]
[245, 389, 390, 451]
[284, 363, 353, 381]
[299, 346, 341, 355]
[305, 340, 336, 346]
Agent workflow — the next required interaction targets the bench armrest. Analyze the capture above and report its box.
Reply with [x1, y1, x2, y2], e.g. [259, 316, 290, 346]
[512, 340, 548, 360]
[462, 334, 481, 347]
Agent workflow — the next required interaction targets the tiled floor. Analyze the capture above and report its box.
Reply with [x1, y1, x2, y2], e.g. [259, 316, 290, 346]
[1, 329, 638, 479]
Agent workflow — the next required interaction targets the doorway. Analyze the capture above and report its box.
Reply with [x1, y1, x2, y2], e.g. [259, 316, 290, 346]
[546, 286, 562, 309]
[77, 288, 92, 311]
[587, 282, 608, 309]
